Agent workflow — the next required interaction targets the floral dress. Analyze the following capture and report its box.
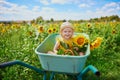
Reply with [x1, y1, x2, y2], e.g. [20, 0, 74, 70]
[56, 36, 74, 55]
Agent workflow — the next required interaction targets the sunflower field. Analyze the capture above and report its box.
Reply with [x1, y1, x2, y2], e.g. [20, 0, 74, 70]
[0, 21, 120, 80]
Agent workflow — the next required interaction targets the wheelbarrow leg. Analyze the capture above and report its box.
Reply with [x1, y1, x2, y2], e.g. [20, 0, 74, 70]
[50, 72, 55, 80]
[43, 72, 47, 80]
[77, 77, 82, 80]
[77, 65, 100, 80]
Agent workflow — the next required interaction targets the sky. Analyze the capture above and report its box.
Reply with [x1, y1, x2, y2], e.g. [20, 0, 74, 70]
[0, 0, 120, 21]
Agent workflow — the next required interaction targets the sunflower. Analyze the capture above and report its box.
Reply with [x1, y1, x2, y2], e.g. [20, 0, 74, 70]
[74, 35, 86, 47]
[38, 26, 44, 33]
[47, 28, 53, 34]
[87, 23, 91, 28]
[90, 43, 94, 50]
[91, 37, 103, 49]
[27, 31, 33, 36]
[92, 41, 100, 49]
[96, 37, 103, 42]
[52, 28, 57, 33]
[1, 29, 6, 33]
[112, 29, 116, 34]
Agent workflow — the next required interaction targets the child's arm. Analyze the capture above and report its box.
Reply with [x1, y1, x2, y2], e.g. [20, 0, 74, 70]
[53, 41, 60, 54]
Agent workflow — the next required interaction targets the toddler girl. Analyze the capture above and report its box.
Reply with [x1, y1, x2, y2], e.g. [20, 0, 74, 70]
[48, 22, 84, 56]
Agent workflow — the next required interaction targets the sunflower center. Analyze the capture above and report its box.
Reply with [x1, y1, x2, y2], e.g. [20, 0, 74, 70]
[77, 37, 84, 45]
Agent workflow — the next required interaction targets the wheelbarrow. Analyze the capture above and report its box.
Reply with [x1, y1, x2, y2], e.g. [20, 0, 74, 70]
[0, 33, 100, 80]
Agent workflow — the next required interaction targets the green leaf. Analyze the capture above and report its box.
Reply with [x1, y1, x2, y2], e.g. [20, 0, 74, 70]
[60, 41, 70, 49]
[57, 49, 64, 55]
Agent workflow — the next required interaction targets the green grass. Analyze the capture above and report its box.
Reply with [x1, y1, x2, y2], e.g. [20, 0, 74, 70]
[0, 22, 120, 80]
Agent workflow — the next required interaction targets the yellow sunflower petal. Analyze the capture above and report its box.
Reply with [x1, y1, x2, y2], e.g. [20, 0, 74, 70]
[74, 35, 86, 47]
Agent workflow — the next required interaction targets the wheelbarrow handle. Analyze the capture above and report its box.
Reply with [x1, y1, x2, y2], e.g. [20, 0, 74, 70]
[0, 60, 17, 68]
[0, 60, 44, 74]
[87, 65, 100, 76]
[78, 65, 100, 78]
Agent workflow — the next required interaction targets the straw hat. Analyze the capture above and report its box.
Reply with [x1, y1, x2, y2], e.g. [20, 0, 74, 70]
[60, 22, 74, 32]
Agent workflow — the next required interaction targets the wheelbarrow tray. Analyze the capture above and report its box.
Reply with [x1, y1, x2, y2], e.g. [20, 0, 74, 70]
[35, 33, 90, 74]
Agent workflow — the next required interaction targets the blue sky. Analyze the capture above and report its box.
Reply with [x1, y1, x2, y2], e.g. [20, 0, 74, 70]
[0, 0, 120, 21]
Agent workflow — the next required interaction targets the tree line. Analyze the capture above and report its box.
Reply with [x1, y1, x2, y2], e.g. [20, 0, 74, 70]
[32, 15, 120, 24]
[0, 15, 120, 24]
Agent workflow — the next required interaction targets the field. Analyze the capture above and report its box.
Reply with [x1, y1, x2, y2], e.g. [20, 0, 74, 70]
[0, 21, 120, 80]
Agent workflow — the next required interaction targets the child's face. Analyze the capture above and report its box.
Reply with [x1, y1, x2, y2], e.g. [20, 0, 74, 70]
[61, 27, 73, 40]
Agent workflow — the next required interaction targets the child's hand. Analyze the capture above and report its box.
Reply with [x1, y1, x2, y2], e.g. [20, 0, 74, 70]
[79, 52, 84, 56]
[54, 50, 58, 54]
[48, 51, 57, 55]
[73, 47, 79, 51]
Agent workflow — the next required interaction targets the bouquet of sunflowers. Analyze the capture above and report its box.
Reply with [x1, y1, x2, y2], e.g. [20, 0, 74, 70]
[57, 34, 102, 56]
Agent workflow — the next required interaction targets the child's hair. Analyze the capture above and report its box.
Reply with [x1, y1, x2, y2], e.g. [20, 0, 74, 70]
[60, 22, 74, 32]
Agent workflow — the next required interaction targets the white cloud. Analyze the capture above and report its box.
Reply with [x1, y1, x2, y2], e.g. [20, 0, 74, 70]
[51, 0, 70, 4]
[32, 6, 40, 11]
[72, 1, 120, 20]
[0, 0, 17, 7]
[39, 0, 50, 5]
[104, 2, 117, 8]
[102, 2, 117, 10]
[39, 0, 79, 5]
[78, 1, 95, 8]
[79, 3, 90, 8]
[0, 0, 56, 21]
[0, 0, 29, 14]
[95, 2, 120, 16]
[101, 2, 120, 11]
[41, 7, 55, 12]
[0, 0, 37, 21]
[116, 6, 120, 10]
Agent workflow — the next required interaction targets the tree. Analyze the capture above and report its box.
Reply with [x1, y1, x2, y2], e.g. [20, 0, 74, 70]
[109, 15, 119, 21]
[36, 16, 44, 24]
[31, 19, 35, 24]
[50, 18, 54, 22]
